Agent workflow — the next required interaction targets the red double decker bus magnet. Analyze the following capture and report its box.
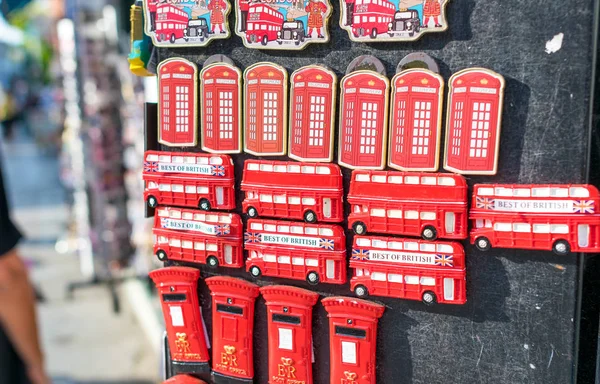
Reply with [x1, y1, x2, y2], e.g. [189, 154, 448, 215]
[260, 285, 319, 384]
[321, 297, 385, 384]
[144, 0, 231, 47]
[153, 207, 243, 268]
[443, 68, 505, 175]
[149, 267, 210, 377]
[243, 63, 288, 156]
[205, 276, 260, 383]
[158, 58, 198, 147]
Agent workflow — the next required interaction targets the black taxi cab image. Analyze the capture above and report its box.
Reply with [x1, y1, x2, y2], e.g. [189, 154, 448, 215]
[184, 18, 209, 41]
[277, 20, 306, 45]
[388, 9, 420, 37]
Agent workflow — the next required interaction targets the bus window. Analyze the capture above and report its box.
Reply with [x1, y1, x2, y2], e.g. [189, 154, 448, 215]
[302, 197, 316, 205]
[170, 210, 182, 219]
[493, 223, 511, 232]
[388, 274, 402, 283]
[355, 173, 370, 182]
[260, 194, 273, 202]
[388, 241, 403, 250]
[532, 187, 550, 197]
[405, 211, 418, 219]
[206, 214, 218, 222]
[197, 186, 209, 194]
[371, 272, 386, 281]
[372, 175, 386, 183]
[197, 156, 209, 165]
[159, 155, 171, 162]
[170, 239, 181, 247]
[404, 276, 419, 284]
[371, 209, 385, 217]
[387, 210, 402, 218]
[326, 260, 335, 279]
[420, 277, 436, 286]
[513, 223, 531, 233]
[146, 154, 159, 161]
[405, 242, 418, 251]
[182, 212, 193, 220]
[278, 256, 291, 264]
[182, 241, 193, 249]
[219, 216, 232, 224]
[260, 164, 273, 172]
[287, 164, 300, 173]
[388, 175, 403, 184]
[194, 213, 205, 221]
[148, 181, 158, 189]
[570, 187, 590, 197]
[264, 224, 277, 232]
[316, 166, 331, 175]
[513, 188, 531, 197]
[420, 212, 436, 220]
[172, 185, 184, 193]
[250, 222, 263, 230]
[405, 176, 419, 184]
[319, 228, 333, 236]
[306, 259, 318, 267]
[274, 165, 286, 172]
[354, 206, 361, 213]
[420, 243, 435, 252]
[355, 268, 363, 276]
[495, 187, 512, 196]
[550, 188, 568, 197]
[292, 257, 304, 265]
[159, 184, 171, 192]
[477, 187, 493, 195]
[443, 278, 455, 300]
[578, 224, 590, 247]
[372, 239, 387, 248]
[185, 185, 196, 193]
[158, 209, 169, 217]
[274, 195, 286, 203]
[356, 238, 371, 247]
[550, 224, 569, 234]
[159, 236, 168, 243]
[305, 227, 318, 235]
[195, 242, 205, 250]
[207, 244, 218, 252]
[184, 156, 195, 164]
[445, 212, 455, 233]
[436, 244, 454, 253]
[301, 166, 315, 174]
[247, 162, 259, 171]
[290, 225, 303, 234]
[278, 225, 290, 233]
[438, 177, 456, 186]
[533, 224, 550, 233]
[422, 177, 436, 185]
[172, 156, 184, 163]
[289, 197, 301, 204]
[264, 254, 277, 262]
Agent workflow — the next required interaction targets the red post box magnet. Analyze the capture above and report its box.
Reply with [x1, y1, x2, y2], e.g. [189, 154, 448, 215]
[260, 285, 319, 384]
[321, 297, 385, 384]
[149, 267, 210, 376]
[205, 276, 260, 383]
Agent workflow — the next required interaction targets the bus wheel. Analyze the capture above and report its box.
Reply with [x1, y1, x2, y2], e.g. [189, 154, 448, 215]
[421, 226, 437, 241]
[370, 28, 378, 38]
[422, 291, 437, 306]
[261, 35, 268, 45]
[147, 196, 158, 208]
[170, 33, 176, 43]
[156, 250, 167, 261]
[552, 240, 570, 255]
[306, 271, 320, 285]
[304, 210, 317, 223]
[207, 256, 219, 268]
[247, 206, 258, 218]
[352, 221, 367, 235]
[249, 266, 261, 278]
[475, 237, 491, 252]
[199, 199, 211, 211]
[354, 285, 368, 298]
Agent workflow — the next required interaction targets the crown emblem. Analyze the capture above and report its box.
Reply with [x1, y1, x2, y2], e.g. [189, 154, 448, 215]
[281, 357, 294, 366]
[316, 74, 323, 80]
[268, 71, 275, 77]
[344, 371, 358, 380]
[179, 66, 186, 72]
[368, 80, 375, 86]
[223, 71, 229, 77]
[480, 78, 489, 85]
[421, 78, 429, 85]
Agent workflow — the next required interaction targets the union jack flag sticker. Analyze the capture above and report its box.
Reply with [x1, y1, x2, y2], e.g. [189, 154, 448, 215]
[573, 200, 595, 214]
[476, 197, 495, 210]
[351, 249, 370, 261]
[435, 254, 454, 267]
[319, 238, 334, 250]
[144, 161, 159, 172]
[216, 224, 231, 236]
[160, 218, 170, 228]
[211, 165, 225, 177]
[244, 232, 261, 243]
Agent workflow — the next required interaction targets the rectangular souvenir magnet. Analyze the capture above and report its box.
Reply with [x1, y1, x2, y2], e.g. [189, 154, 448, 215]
[243, 63, 288, 156]
[244, 218, 347, 285]
[153, 207, 243, 268]
[144, 0, 231, 47]
[240, 159, 344, 223]
[143, 150, 236, 211]
[260, 285, 319, 384]
[347, 170, 468, 240]
[205, 276, 260, 383]
[443, 68, 505, 175]
[350, 235, 467, 304]
[288, 65, 337, 162]
[469, 183, 600, 255]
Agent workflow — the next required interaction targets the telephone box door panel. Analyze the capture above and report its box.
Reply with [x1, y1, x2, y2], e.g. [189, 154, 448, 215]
[388, 69, 444, 172]
[244, 63, 288, 156]
[158, 58, 198, 147]
[443, 68, 505, 175]
[201, 63, 242, 154]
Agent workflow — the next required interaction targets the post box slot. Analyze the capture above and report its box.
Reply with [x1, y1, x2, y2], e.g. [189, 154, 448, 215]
[335, 326, 366, 339]
[272, 313, 301, 325]
[162, 293, 187, 302]
[217, 303, 244, 315]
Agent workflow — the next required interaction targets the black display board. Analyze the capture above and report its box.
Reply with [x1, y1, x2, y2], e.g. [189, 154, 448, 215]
[150, 1, 600, 382]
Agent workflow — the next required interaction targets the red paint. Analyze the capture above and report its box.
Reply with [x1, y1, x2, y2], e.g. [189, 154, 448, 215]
[347, 170, 468, 240]
[153, 207, 243, 268]
[350, 235, 466, 305]
[143, 150, 235, 211]
[338, 71, 389, 170]
[149, 267, 210, 375]
[163, 375, 208, 384]
[350, 0, 395, 39]
[205, 276, 260, 382]
[289, 66, 336, 162]
[245, 219, 347, 285]
[388, 69, 444, 172]
[245, 4, 284, 45]
[469, 184, 600, 254]
[154, 4, 189, 43]
[241, 160, 344, 223]
[260, 285, 319, 384]
[158, 58, 198, 147]
[200, 63, 242, 154]
[444, 68, 505, 175]
[321, 297, 385, 384]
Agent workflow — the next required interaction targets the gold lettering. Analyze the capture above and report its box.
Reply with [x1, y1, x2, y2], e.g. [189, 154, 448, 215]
[175, 333, 191, 353]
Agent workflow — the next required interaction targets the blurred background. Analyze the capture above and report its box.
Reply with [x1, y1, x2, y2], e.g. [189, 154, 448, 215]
[0, 0, 163, 382]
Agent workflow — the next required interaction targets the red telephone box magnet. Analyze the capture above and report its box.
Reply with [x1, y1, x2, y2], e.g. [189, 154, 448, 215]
[163, 375, 208, 384]
[288, 65, 337, 162]
[388, 69, 444, 172]
[321, 297, 385, 384]
[200, 61, 242, 154]
[443, 68, 505, 175]
[149, 267, 210, 376]
[158, 58, 198, 147]
[243, 63, 288, 156]
[338, 70, 390, 170]
[144, 0, 231, 47]
[260, 285, 319, 384]
[205, 276, 260, 383]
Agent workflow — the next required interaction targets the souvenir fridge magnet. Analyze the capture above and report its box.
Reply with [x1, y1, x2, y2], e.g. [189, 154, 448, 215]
[240, 159, 344, 223]
[347, 170, 468, 240]
[443, 68, 505, 175]
[163, 375, 208, 384]
[128, 1, 154, 77]
[469, 183, 600, 255]
[200, 57, 243, 154]
[350, 235, 466, 305]
[321, 297, 385, 384]
[388, 68, 444, 171]
[158, 58, 198, 147]
[260, 285, 319, 384]
[149, 267, 210, 376]
[144, 0, 231, 47]
[234, 0, 332, 50]
[245, 218, 347, 285]
[205, 276, 260, 383]
[153, 207, 243, 268]
[340, 0, 449, 42]
[243, 63, 288, 156]
[142, 150, 236, 211]
[288, 65, 337, 162]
